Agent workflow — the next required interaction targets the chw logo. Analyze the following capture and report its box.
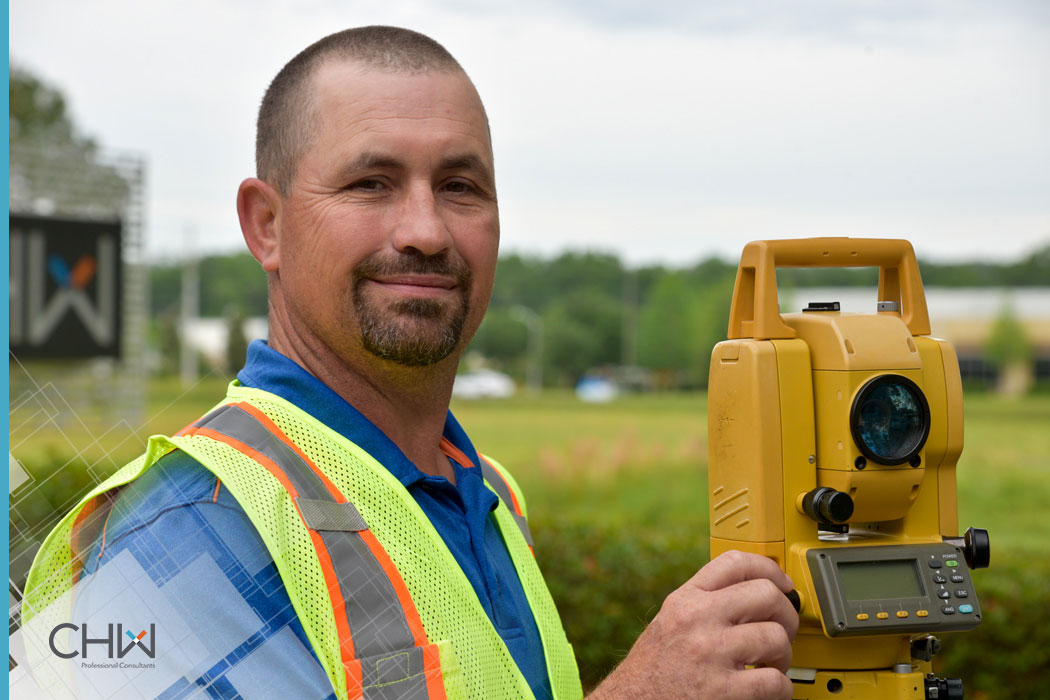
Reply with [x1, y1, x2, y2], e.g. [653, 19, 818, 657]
[48, 623, 156, 659]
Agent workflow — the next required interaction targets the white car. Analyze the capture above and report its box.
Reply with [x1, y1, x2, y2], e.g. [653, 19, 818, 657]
[452, 369, 516, 399]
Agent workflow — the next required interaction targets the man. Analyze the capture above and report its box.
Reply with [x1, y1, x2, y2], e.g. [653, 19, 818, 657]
[24, 26, 797, 700]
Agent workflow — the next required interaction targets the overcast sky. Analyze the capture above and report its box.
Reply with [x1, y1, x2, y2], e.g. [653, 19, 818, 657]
[10, 0, 1050, 266]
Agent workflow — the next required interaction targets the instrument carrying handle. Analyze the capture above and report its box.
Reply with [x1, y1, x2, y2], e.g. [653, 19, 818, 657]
[727, 238, 931, 340]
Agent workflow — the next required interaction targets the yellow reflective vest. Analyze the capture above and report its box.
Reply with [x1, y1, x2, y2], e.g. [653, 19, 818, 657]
[25, 382, 582, 700]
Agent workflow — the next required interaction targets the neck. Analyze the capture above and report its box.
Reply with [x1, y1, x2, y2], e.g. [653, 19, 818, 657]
[267, 305, 459, 483]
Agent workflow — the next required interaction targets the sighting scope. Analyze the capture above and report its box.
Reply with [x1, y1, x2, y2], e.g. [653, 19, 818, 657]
[708, 238, 989, 700]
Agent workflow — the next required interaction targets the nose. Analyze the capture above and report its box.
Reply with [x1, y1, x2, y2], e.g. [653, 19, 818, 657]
[390, 183, 453, 257]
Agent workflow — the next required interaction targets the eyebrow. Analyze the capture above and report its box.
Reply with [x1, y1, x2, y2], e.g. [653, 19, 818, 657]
[439, 154, 493, 183]
[335, 150, 494, 187]
[335, 151, 404, 181]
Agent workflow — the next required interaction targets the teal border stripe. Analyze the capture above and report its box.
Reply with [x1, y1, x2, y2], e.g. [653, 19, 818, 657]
[4, 0, 14, 689]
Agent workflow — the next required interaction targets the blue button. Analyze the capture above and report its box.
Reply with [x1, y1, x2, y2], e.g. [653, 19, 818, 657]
[958, 604, 974, 614]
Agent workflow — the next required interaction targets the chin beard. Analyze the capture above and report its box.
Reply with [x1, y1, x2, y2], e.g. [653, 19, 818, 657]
[357, 295, 469, 367]
[352, 252, 472, 367]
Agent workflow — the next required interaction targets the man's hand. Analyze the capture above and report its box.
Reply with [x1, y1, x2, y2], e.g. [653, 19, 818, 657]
[586, 550, 799, 700]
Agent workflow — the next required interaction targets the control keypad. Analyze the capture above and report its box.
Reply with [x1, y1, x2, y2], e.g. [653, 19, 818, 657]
[809, 544, 982, 637]
[928, 555, 975, 609]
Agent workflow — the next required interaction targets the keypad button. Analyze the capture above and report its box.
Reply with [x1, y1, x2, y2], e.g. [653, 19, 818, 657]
[932, 574, 947, 584]
[946, 560, 959, 568]
[937, 590, 951, 599]
[942, 605, 956, 615]
[856, 613, 869, 621]
[876, 612, 890, 620]
[928, 560, 943, 569]
[958, 604, 974, 614]
[896, 611, 909, 618]
[950, 574, 965, 583]
[916, 610, 929, 617]
[954, 590, 969, 598]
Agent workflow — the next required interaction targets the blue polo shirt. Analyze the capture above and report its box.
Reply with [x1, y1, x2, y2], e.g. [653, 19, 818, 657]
[75, 340, 551, 700]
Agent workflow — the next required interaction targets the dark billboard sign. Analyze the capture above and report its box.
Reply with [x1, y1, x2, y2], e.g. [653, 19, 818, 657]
[9, 214, 123, 358]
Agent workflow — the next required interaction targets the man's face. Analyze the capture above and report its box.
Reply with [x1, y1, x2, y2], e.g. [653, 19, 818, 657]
[275, 62, 498, 368]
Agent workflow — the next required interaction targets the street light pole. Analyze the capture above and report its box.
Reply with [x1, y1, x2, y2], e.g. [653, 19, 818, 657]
[511, 305, 543, 394]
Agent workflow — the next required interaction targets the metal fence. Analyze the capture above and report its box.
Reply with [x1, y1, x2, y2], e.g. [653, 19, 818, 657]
[8, 141, 148, 605]
[9, 140, 148, 423]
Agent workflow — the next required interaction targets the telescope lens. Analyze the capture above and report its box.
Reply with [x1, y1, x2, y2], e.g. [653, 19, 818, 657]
[850, 375, 930, 465]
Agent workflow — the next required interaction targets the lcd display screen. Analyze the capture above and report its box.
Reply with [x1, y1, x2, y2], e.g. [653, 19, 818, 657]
[837, 560, 924, 600]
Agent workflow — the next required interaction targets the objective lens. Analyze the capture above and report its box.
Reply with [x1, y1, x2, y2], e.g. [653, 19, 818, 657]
[850, 375, 930, 465]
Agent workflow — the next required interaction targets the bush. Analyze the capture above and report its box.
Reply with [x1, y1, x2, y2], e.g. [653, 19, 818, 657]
[532, 514, 708, 690]
[937, 553, 1050, 699]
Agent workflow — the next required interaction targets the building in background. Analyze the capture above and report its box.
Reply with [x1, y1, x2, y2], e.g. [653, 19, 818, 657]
[787, 287, 1050, 394]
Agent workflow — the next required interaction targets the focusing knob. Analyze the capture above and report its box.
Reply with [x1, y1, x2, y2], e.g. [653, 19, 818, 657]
[964, 527, 990, 569]
[801, 487, 854, 524]
[943, 527, 991, 570]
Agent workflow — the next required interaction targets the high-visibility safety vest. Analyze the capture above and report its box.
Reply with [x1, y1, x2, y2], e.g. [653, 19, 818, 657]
[25, 383, 583, 700]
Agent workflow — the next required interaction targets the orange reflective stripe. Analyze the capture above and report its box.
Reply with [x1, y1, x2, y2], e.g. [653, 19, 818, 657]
[439, 437, 475, 470]
[70, 493, 104, 560]
[69, 493, 108, 582]
[95, 503, 117, 560]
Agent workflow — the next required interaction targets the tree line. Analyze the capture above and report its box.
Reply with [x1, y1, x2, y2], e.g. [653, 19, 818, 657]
[12, 64, 1045, 386]
[150, 245, 1049, 387]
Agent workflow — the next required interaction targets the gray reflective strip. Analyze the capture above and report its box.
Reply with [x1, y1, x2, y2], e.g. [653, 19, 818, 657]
[197, 404, 330, 501]
[321, 529, 417, 658]
[361, 646, 430, 700]
[297, 498, 368, 532]
[480, 460, 534, 547]
[196, 403, 430, 694]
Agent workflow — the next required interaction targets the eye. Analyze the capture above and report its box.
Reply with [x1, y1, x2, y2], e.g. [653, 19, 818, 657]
[348, 178, 386, 192]
[442, 180, 475, 194]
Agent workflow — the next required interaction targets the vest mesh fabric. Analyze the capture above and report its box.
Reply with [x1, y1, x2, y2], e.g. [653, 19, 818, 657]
[24, 384, 582, 700]
[24, 453, 151, 624]
[482, 457, 580, 697]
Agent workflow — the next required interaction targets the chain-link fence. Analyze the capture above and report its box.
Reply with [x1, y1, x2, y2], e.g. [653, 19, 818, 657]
[8, 140, 148, 614]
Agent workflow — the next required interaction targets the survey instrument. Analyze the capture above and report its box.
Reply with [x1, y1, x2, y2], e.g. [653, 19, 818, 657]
[708, 238, 989, 699]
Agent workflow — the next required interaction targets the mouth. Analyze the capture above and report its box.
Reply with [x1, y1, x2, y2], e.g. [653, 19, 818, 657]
[367, 274, 459, 298]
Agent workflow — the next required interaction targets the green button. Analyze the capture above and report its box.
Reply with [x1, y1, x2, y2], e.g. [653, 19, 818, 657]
[946, 560, 959, 568]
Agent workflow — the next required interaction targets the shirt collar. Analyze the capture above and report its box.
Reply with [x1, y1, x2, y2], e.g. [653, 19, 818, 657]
[236, 339, 484, 489]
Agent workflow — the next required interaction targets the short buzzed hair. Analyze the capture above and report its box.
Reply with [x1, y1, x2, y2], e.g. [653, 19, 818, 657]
[256, 26, 465, 194]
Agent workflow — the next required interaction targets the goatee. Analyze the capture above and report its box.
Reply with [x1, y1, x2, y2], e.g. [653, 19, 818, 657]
[353, 251, 472, 367]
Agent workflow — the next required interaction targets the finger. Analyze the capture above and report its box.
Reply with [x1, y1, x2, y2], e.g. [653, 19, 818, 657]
[729, 666, 793, 700]
[690, 550, 793, 594]
[722, 621, 793, 674]
[709, 578, 800, 640]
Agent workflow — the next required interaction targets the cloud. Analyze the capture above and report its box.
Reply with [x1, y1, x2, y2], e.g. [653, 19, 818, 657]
[10, 0, 1049, 264]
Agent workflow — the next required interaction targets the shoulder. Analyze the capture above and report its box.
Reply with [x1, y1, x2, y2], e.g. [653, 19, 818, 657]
[83, 449, 258, 573]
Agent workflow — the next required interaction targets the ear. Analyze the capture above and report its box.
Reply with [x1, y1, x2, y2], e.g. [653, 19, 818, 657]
[237, 178, 283, 272]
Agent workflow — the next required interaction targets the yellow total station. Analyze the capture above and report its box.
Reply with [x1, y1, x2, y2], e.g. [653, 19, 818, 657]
[708, 238, 989, 700]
